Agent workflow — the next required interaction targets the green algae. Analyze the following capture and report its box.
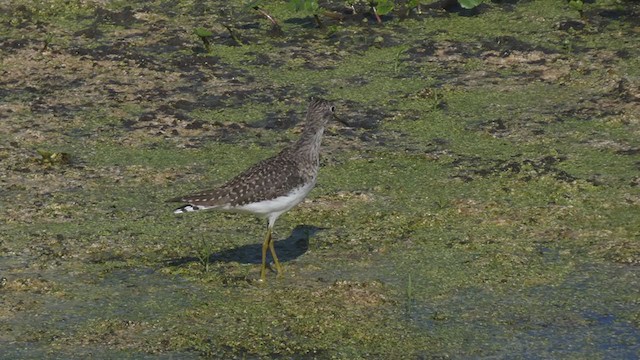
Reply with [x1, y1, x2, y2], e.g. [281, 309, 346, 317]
[1, 0, 640, 358]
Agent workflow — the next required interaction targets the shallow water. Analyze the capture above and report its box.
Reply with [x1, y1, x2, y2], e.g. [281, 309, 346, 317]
[1, 0, 639, 357]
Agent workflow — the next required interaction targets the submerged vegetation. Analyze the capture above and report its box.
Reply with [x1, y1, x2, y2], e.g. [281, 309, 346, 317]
[1, 0, 639, 358]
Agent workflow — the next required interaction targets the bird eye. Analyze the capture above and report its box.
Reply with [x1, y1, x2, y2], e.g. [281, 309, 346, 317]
[330, 106, 336, 112]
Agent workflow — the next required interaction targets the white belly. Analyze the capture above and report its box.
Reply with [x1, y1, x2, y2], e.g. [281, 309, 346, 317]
[237, 179, 316, 217]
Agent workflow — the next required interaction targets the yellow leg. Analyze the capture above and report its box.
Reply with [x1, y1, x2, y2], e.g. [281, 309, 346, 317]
[260, 226, 271, 281]
[268, 233, 283, 277]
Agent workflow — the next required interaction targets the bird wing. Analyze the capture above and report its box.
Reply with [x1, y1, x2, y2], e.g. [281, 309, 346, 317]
[168, 152, 307, 208]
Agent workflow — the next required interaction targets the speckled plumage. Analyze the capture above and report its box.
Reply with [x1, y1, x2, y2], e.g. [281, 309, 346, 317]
[168, 98, 339, 280]
[169, 149, 310, 212]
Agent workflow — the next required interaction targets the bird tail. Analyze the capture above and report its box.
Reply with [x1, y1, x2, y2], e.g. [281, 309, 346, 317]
[173, 204, 210, 214]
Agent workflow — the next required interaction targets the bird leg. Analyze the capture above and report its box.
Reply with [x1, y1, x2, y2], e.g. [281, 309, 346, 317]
[268, 231, 283, 277]
[260, 223, 283, 281]
[260, 226, 271, 281]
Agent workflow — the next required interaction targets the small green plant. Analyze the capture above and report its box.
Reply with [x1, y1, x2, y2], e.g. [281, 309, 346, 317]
[345, 0, 359, 14]
[370, 0, 394, 23]
[405, 0, 424, 16]
[193, 236, 215, 273]
[36, 150, 71, 165]
[247, 1, 284, 35]
[193, 27, 213, 51]
[289, 0, 324, 27]
[458, 0, 483, 9]
[42, 33, 54, 51]
[394, 46, 409, 73]
[568, 0, 584, 16]
[222, 24, 245, 45]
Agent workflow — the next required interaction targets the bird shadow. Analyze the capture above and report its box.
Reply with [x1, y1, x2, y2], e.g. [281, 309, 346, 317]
[165, 225, 323, 267]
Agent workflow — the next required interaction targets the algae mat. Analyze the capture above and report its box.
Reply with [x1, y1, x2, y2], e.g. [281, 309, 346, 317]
[1, 0, 639, 358]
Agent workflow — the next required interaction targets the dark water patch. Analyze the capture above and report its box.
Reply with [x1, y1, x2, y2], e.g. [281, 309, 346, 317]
[450, 154, 578, 183]
[616, 148, 640, 156]
[466, 118, 509, 137]
[245, 51, 286, 68]
[590, 5, 640, 28]
[172, 99, 198, 112]
[248, 109, 301, 131]
[74, 23, 103, 38]
[0, 266, 202, 359]
[339, 100, 384, 130]
[0, 346, 196, 360]
[1, 38, 36, 51]
[187, 0, 213, 17]
[124, 87, 301, 142]
[194, 93, 226, 110]
[587, 6, 640, 26]
[93, 6, 140, 27]
[206, 123, 249, 144]
[154, 103, 191, 122]
[137, 111, 158, 123]
[283, 16, 322, 29]
[163, 34, 185, 48]
[557, 19, 586, 31]
[69, 44, 166, 72]
[184, 119, 207, 130]
[481, 35, 556, 55]
[136, 86, 171, 103]
[171, 54, 252, 83]
[11, 76, 83, 99]
[121, 118, 139, 130]
[598, 9, 627, 20]
[30, 102, 75, 117]
[404, 39, 467, 64]
[401, 263, 640, 358]
[557, 101, 622, 122]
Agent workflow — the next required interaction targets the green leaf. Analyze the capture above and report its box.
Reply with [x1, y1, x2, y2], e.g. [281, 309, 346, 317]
[569, 0, 584, 12]
[376, 0, 394, 15]
[458, 0, 483, 9]
[193, 27, 212, 38]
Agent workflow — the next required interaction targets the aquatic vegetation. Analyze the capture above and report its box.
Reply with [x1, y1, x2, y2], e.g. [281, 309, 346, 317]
[459, 0, 484, 9]
[1, 0, 639, 358]
[289, 0, 324, 27]
[193, 27, 213, 51]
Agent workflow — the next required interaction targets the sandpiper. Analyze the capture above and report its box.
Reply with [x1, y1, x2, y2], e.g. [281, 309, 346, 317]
[168, 98, 343, 281]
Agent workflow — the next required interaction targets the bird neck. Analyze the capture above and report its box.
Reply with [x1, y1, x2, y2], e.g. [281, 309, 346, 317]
[294, 121, 325, 161]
